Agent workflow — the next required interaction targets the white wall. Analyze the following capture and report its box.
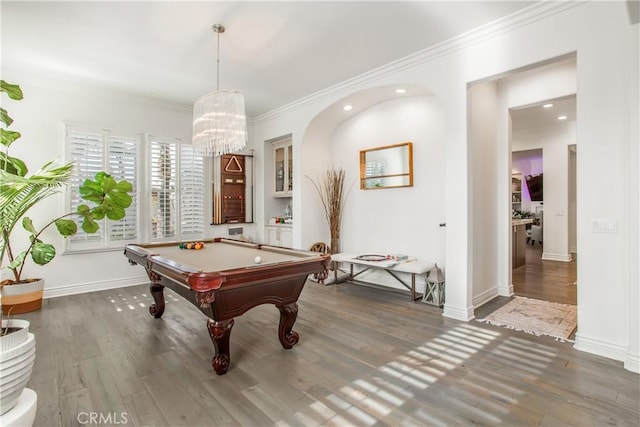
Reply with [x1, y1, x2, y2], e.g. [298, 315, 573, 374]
[0, 71, 185, 294]
[332, 97, 445, 266]
[0, 70, 258, 296]
[3, 2, 637, 371]
[627, 18, 639, 373]
[253, 2, 638, 370]
[468, 82, 502, 305]
[568, 147, 577, 253]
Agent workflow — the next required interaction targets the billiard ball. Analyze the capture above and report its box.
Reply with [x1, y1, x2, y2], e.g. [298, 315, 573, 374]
[254, 256, 262, 264]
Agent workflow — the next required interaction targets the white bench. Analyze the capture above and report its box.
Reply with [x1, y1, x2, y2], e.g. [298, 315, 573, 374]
[331, 253, 433, 302]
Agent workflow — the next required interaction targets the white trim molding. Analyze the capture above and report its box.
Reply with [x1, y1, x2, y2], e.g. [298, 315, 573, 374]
[625, 353, 640, 374]
[473, 287, 501, 309]
[253, 1, 583, 124]
[574, 332, 630, 368]
[542, 252, 573, 262]
[44, 276, 148, 299]
[443, 304, 475, 322]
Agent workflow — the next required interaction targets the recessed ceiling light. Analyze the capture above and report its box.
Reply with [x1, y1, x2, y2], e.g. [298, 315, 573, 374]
[343, 105, 353, 111]
[543, 103, 554, 108]
[395, 89, 407, 94]
[557, 115, 568, 120]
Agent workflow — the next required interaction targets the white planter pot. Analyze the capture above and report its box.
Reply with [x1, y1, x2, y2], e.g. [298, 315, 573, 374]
[0, 320, 35, 416]
[0, 320, 30, 353]
[1, 279, 44, 315]
[0, 388, 37, 427]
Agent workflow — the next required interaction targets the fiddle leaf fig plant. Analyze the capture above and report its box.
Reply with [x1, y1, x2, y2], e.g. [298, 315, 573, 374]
[1, 80, 133, 285]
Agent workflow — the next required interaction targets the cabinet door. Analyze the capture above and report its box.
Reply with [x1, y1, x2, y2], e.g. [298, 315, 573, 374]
[287, 144, 293, 192]
[275, 146, 285, 193]
[273, 140, 292, 196]
[266, 227, 279, 245]
[280, 228, 293, 248]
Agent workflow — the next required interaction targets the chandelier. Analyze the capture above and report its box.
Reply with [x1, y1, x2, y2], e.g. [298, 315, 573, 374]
[193, 24, 247, 157]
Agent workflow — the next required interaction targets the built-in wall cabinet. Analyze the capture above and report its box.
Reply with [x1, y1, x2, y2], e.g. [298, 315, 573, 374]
[273, 139, 293, 197]
[265, 224, 292, 247]
[512, 174, 522, 211]
[265, 137, 294, 247]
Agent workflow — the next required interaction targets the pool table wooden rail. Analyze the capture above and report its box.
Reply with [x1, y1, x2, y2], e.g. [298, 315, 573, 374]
[124, 238, 330, 375]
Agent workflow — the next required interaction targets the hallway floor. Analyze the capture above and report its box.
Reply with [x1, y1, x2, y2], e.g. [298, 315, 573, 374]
[512, 243, 577, 305]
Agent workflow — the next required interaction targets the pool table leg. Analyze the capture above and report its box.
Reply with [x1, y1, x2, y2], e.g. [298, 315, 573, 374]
[277, 302, 299, 349]
[148, 283, 165, 318]
[207, 318, 234, 375]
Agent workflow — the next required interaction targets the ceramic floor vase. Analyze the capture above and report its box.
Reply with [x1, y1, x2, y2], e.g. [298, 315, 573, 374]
[1, 279, 44, 315]
[0, 320, 36, 416]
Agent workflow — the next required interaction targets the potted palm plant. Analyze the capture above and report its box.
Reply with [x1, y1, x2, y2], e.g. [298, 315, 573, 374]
[0, 79, 133, 314]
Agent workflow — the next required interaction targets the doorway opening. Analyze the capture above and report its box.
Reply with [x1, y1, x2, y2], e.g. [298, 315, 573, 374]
[510, 98, 577, 306]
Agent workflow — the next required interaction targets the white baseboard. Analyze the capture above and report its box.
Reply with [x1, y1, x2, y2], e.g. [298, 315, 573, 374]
[542, 252, 573, 262]
[44, 275, 149, 299]
[443, 304, 475, 321]
[574, 332, 629, 365]
[625, 352, 640, 373]
[473, 287, 500, 308]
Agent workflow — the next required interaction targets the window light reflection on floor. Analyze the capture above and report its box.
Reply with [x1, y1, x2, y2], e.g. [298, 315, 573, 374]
[289, 324, 502, 426]
[106, 291, 182, 313]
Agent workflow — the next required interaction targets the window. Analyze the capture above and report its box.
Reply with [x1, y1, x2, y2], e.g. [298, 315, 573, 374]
[66, 126, 139, 250]
[150, 141, 177, 240]
[149, 138, 205, 241]
[66, 125, 205, 251]
[180, 144, 205, 237]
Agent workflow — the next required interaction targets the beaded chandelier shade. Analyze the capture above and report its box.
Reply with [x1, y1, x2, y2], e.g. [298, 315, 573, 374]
[192, 24, 247, 157]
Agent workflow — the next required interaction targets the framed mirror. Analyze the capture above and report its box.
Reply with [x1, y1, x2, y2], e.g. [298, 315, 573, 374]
[212, 153, 254, 224]
[360, 142, 413, 189]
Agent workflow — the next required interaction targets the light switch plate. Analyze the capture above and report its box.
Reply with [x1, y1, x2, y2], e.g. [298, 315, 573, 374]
[591, 218, 617, 233]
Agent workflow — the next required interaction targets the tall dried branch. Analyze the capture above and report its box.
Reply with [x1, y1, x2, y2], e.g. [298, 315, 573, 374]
[306, 167, 347, 240]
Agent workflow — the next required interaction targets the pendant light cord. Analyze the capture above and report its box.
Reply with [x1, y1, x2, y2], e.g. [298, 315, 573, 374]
[213, 24, 225, 92]
[216, 28, 220, 91]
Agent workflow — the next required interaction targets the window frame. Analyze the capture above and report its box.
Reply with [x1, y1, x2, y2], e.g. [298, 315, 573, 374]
[63, 124, 206, 254]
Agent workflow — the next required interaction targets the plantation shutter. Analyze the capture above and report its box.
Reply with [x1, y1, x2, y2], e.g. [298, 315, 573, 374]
[150, 141, 177, 240]
[179, 144, 205, 239]
[67, 128, 104, 244]
[107, 135, 138, 241]
[365, 161, 385, 188]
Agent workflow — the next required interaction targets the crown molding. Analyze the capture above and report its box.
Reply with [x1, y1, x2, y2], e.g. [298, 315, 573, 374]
[253, 1, 585, 125]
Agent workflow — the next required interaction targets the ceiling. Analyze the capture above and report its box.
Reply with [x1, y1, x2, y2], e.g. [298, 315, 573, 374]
[511, 95, 577, 133]
[1, 1, 538, 118]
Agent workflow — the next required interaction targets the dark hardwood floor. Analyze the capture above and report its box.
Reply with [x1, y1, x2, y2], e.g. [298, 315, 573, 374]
[20, 279, 636, 426]
[512, 243, 577, 305]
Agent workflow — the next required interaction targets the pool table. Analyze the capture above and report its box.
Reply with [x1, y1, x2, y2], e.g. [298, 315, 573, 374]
[124, 238, 330, 375]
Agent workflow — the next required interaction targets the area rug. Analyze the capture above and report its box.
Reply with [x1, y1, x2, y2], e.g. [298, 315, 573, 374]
[478, 296, 577, 341]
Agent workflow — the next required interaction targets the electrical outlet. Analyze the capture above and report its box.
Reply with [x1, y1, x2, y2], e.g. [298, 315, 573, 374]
[228, 227, 243, 235]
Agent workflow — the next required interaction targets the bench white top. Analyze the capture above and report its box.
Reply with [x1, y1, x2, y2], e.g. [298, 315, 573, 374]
[331, 253, 433, 274]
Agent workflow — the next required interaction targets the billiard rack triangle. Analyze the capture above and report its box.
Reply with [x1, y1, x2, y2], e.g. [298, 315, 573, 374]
[224, 155, 244, 173]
